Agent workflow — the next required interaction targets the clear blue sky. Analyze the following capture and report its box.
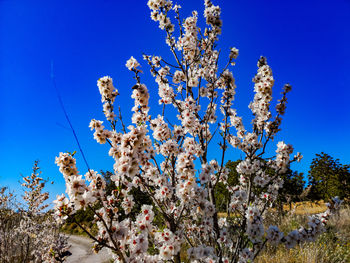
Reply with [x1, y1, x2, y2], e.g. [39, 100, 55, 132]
[1, 0, 349, 202]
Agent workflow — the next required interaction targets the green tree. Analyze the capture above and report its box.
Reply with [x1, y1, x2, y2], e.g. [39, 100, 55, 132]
[308, 152, 350, 201]
[276, 168, 305, 213]
[215, 160, 240, 212]
[279, 169, 305, 201]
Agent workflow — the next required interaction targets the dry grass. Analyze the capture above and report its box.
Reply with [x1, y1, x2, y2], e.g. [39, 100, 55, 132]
[283, 201, 327, 215]
[218, 201, 328, 218]
[256, 206, 350, 263]
[218, 212, 229, 218]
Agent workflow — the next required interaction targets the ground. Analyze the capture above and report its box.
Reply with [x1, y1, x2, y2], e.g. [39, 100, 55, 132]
[66, 235, 111, 263]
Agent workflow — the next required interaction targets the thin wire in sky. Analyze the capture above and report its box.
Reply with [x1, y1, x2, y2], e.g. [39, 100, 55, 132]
[51, 61, 91, 172]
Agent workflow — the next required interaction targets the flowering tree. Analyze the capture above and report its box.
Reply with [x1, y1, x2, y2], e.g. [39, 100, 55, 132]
[19, 161, 71, 262]
[54, 1, 342, 262]
[0, 162, 70, 263]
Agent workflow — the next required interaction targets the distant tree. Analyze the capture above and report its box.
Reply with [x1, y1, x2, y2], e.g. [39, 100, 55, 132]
[279, 169, 305, 202]
[276, 168, 305, 213]
[214, 160, 240, 212]
[308, 152, 350, 201]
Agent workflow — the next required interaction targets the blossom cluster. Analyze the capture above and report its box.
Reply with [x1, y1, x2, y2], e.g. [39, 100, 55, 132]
[97, 76, 119, 122]
[55, 152, 108, 214]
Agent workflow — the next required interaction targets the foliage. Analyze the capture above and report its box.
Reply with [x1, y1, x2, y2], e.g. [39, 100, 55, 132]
[54, 1, 342, 262]
[214, 160, 240, 212]
[279, 169, 305, 202]
[276, 168, 305, 215]
[308, 152, 350, 201]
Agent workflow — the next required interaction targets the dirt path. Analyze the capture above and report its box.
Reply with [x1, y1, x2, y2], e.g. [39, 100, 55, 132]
[66, 235, 111, 263]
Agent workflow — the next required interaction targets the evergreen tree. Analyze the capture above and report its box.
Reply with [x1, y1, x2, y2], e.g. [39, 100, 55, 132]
[276, 168, 305, 213]
[308, 152, 350, 201]
[215, 160, 240, 212]
[279, 169, 305, 203]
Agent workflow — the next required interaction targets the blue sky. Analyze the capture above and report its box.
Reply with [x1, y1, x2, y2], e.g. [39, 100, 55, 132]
[1, 0, 349, 202]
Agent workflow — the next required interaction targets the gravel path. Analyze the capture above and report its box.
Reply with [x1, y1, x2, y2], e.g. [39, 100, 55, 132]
[66, 235, 111, 263]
